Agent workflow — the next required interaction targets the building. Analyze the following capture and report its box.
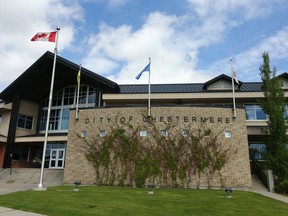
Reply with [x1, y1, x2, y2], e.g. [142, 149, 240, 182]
[0, 51, 286, 188]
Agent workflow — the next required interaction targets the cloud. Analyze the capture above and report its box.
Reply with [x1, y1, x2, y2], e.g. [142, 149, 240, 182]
[80, 0, 284, 84]
[81, 11, 212, 84]
[207, 26, 288, 82]
[0, 0, 84, 91]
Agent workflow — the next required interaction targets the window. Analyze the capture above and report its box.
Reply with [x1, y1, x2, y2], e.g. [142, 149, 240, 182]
[249, 143, 266, 160]
[81, 131, 88, 138]
[140, 130, 147, 137]
[161, 130, 168, 137]
[40, 85, 96, 133]
[13, 146, 29, 161]
[225, 131, 231, 138]
[100, 130, 107, 137]
[244, 104, 266, 120]
[0, 113, 2, 125]
[208, 80, 236, 90]
[17, 114, 33, 130]
[182, 130, 189, 137]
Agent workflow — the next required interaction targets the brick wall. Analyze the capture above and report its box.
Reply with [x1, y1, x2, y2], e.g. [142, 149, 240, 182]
[64, 106, 251, 189]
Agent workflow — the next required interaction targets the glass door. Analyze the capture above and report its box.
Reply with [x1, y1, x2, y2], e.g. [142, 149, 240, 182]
[49, 148, 65, 168]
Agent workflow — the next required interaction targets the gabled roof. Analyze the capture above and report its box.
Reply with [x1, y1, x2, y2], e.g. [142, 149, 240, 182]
[0, 51, 118, 102]
[277, 72, 288, 79]
[203, 74, 242, 89]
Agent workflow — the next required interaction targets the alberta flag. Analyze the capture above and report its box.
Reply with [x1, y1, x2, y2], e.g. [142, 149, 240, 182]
[135, 62, 150, 80]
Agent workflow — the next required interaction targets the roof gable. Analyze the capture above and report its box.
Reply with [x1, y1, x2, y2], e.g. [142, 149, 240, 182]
[203, 74, 242, 90]
[0, 51, 118, 102]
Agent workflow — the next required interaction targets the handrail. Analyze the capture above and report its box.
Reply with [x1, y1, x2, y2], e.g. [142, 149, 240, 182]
[252, 160, 268, 188]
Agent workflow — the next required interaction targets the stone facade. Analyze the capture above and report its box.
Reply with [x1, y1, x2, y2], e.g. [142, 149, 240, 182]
[64, 106, 251, 189]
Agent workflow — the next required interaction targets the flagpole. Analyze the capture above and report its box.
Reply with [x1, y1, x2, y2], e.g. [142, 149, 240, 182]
[230, 59, 237, 118]
[76, 64, 81, 119]
[148, 58, 151, 116]
[38, 26, 60, 189]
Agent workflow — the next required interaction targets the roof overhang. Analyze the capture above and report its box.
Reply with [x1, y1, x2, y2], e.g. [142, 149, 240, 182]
[0, 51, 119, 103]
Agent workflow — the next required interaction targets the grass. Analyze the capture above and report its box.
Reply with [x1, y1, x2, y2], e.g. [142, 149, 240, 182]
[0, 186, 288, 216]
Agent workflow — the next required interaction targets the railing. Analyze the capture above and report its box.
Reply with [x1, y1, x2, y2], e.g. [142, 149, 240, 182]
[251, 160, 268, 188]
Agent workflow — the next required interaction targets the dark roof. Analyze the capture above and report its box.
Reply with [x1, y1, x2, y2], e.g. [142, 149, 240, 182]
[0, 51, 119, 102]
[118, 82, 262, 94]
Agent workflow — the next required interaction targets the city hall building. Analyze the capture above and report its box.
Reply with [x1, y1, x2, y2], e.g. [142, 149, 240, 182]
[0, 51, 286, 189]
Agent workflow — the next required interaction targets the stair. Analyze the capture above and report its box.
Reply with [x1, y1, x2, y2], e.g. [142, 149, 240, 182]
[251, 174, 268, 191]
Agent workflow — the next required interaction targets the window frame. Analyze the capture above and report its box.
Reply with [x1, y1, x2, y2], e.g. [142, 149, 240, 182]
[17, 114, 34, 130]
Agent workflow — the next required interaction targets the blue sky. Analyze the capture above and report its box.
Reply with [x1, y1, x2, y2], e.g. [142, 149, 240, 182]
[1, 0, 288, 92]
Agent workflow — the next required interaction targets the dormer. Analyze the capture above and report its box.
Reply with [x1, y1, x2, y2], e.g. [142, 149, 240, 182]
[203, 74, 242, 91]
[277, 72, 288, 90]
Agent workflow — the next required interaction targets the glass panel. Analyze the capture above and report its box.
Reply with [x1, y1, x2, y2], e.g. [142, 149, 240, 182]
[51, 150, 57, 159]
[58, 160, 63, 167]
[245, 109, 255, 120]
[61, 108, 70, 130]
[51, 161, 56, 167]
[256, 106, 266, 120]
[58, 150, 64, 159]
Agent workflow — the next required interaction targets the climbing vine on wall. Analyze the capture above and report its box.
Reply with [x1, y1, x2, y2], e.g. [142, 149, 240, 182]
[78, 114, 237, 188]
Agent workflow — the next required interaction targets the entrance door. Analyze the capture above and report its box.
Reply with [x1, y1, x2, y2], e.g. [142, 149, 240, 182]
[49, 149, 65, 168]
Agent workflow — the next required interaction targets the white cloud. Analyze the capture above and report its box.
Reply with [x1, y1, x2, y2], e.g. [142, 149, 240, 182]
[207, 26, 288, 82]
[0, 0, 84, 91]
[81, 11, 212, 84]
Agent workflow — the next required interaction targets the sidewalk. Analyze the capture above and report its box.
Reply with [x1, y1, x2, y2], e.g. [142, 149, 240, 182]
[0, 206, 45, 216]
[252, 190, 288, 204]
[0, 183, 47, 216]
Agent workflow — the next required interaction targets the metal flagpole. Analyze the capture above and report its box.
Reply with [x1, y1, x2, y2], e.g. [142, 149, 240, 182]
[148, 58, 151, 116]
[38, 26, 60, 189]
[230, 59, 237, 118]
[75, 64, 81, 119]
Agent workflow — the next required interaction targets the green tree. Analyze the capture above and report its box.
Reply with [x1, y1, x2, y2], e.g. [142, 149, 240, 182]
[259, 51, 288, 185]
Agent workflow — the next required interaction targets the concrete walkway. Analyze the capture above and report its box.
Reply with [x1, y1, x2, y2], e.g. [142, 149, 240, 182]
[0, 183, 47, 216]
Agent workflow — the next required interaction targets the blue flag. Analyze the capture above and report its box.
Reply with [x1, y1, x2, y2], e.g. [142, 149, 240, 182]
[135, 62, 150, 80]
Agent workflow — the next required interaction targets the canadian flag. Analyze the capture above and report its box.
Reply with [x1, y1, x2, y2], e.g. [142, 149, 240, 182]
[31, 31, 57, 42]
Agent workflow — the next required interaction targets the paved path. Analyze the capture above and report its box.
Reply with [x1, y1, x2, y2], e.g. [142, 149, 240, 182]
[0, 183, 47, 216]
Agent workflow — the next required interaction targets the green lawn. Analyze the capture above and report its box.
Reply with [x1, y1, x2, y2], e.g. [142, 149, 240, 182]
[0, 186, 288, 216]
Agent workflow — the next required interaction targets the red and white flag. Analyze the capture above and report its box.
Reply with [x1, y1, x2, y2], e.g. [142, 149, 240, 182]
[31, 31, 57, 42]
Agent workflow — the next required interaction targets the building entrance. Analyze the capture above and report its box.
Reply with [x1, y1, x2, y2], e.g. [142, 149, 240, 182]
[49, 149, 65, 169]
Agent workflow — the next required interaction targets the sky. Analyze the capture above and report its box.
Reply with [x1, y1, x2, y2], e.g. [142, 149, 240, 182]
[1, 0, 288, 92]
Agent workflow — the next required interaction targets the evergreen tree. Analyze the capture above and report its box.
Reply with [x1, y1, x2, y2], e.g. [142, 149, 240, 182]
[259, 51, 288, 183]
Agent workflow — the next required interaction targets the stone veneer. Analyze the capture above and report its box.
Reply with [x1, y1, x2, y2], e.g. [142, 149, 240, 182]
[64, 106, 251, 189]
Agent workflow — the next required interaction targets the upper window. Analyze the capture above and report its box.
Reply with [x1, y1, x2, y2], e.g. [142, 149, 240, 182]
[39, 85, 97, 133]
[244, 104, 267, 120]
[207, 80, 237, 90]
[17, 114, 33, 130]
[43, 85, 96, 107]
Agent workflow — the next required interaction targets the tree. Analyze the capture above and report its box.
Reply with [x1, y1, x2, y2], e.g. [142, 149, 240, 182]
[259, 51, 288, 185]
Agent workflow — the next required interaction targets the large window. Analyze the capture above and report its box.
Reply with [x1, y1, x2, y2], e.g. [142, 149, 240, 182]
[17, 114, 33, 130]
[39, 85, 96, 133]
[244, 104, 266, 120]
[249, 143, 266, 160]
[13, 146, 29, 161]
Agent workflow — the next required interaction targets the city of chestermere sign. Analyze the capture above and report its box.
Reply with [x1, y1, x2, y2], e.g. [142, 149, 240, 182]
[83, 115, 231, 124]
